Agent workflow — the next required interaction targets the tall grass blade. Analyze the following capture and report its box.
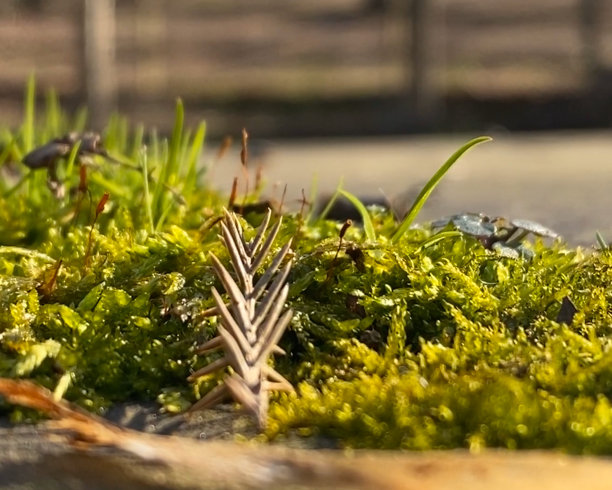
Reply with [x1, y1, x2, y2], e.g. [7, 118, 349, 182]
[64, 141, 81, 179]
[23, 74, 36, 153]
[104, 113, 126, 152]
[316, 177, 344, 222]
[152, 100, 183, 223]
[141, 149, 154, 234]
[391, 136, 492, 243]
[73, 108, 88, 132]
[131, 124, 144, 160]
[44, 88, 61, 138]
[339, 189, 376, 241]
[149, 128, 159, 168]
[416, 230, 462, 252]
[167, 98, 184, 183]
[62, 140, 82, 199]
[155, 200, 175, 232]
[178, 129, 191, 178]
[184, 121, 206, 196]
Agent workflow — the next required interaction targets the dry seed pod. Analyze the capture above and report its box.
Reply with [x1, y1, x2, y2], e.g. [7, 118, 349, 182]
[188, 208, 294, 429]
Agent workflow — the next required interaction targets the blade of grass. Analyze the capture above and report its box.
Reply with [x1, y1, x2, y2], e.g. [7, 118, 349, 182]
[4, 172, 32, 198]
[22, 74, 36, 153]
[152, 101, 183, 221]
[73, 107, 88, 132]
[23, 75, 38, 200]
[184, 121, 206, 196]
[316, 177, 344, 222]
[104, 113, 120, 151]
[149, 128, 162, 221]
[0, 133, 15, 193]
[29, 168, 47, 205]
[167, 98, 184, 184]
[155, 200, 174, 232]
[338, 189, 376, 241]
[391, 136, 492, 243]
[88, 172, 130, 198]
[62, 140, 82, 200]
[44, 88, 61, 138]
[140, 149, 154, 234]
[179, 128, 192, 173]
[64, 141, 81, 178]
[117, 116, 128, 154]
[150, 128, 159, 165]
[131, 123, 144, 160]
[415, 230, 462, 252]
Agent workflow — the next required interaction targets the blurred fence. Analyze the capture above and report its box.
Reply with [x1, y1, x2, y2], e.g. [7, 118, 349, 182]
[0, 0, 610, 135]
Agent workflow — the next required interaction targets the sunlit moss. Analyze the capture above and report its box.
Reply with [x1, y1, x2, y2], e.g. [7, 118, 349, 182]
[3, 90, 612, 452]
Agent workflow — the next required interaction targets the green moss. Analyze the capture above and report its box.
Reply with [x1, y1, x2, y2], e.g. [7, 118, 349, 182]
[3, 86, 612, 453]
[267, 242, 612, 453]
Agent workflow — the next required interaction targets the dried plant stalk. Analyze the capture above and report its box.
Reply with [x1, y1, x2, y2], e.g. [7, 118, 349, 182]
[188, 208, 294, 429]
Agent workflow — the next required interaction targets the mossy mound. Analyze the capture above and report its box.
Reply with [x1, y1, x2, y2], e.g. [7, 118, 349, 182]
[2, 82, 612, 453]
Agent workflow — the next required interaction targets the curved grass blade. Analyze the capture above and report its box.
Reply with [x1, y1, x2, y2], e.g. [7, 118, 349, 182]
[415, 230, 462, 252]
[167, 98, 184, 183]
[316, 177, 344, 222]
[391, 136, 492, 243]
[183, 121, 206, 195]
[339, 189, 376, 241]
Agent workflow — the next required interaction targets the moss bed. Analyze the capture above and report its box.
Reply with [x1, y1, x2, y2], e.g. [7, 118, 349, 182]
[2, 81, 612, 454]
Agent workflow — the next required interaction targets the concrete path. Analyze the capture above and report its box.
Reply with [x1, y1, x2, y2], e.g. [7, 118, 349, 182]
[210, 130, 612, 245]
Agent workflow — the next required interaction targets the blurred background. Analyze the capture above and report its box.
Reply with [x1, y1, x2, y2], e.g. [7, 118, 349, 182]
[2, 0, 612, 243]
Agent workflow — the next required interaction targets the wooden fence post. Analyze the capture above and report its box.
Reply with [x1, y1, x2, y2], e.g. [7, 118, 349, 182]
[80, 0, 117, 130]
[579, 0, 603, 83]
[134, 0, 168, 97]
